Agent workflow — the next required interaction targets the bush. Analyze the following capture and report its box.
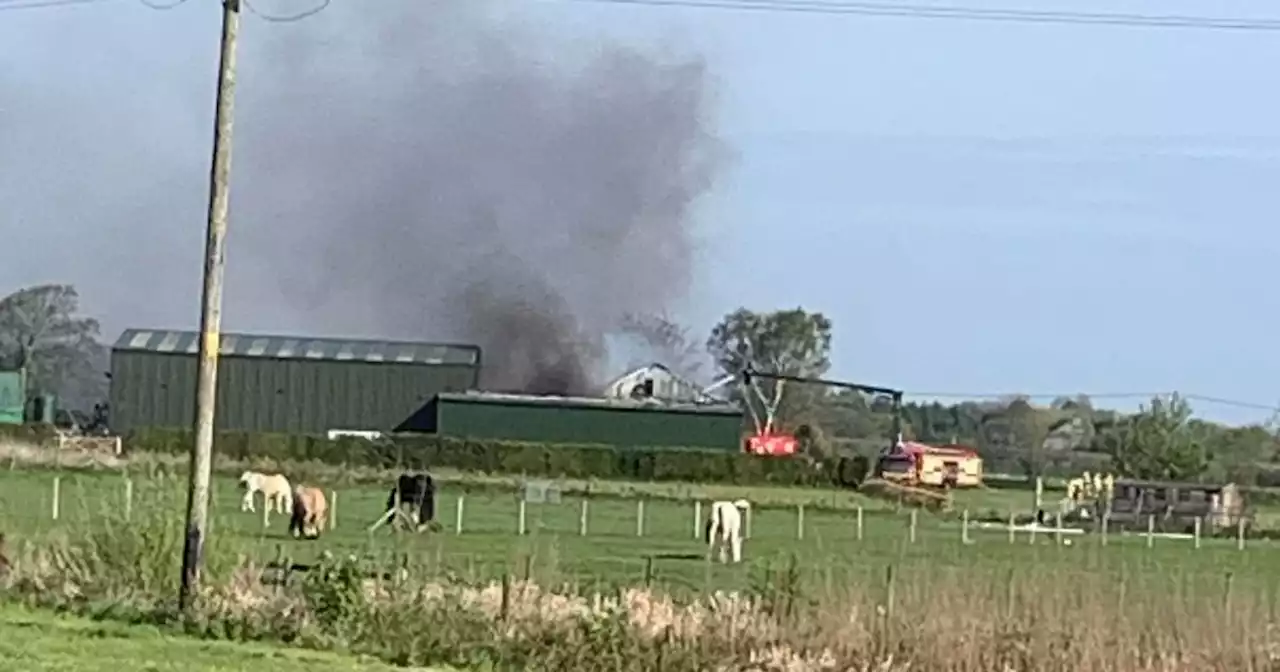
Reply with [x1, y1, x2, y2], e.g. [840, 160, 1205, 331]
[123, 428, 837, 488]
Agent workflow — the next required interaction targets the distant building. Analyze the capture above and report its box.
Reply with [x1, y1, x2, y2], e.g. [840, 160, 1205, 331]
[109, 328, 481, 434]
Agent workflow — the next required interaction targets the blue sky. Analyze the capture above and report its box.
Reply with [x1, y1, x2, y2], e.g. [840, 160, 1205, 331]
[3, 0, 1279, 424]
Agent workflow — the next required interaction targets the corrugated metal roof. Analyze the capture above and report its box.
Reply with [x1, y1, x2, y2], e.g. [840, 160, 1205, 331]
[113, 328, 480, 365]
[435, 390, 742, 415]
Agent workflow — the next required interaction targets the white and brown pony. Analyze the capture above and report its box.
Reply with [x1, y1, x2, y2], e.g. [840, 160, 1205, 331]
[289, 486, 328, 540]
[238, 471, 292, 516]
[704, 499, 750, 563]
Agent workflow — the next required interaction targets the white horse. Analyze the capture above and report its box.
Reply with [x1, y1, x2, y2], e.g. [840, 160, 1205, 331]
[238, 471, 292, 516]
[705, 499, 750, 563]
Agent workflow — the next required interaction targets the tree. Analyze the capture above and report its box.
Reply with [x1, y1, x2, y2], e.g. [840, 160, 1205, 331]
[1202, 424, 1275, 485]
[0, 284, 107, 410]
[705, 307, 832, 435]
[983, 397, 1056, 478]
[617, 312, 707, 382]
[1103, 394, 1209, 481]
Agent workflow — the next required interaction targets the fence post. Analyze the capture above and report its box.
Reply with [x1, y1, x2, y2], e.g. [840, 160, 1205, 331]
[796, 504, 805, 540]
[636, 500, 645, 537]
[908, 509, 917, 543]
[961, 509, 970, 544]
[579, 499, 588, 536]
[1054, 512, 1063, 545]
[1008, 511, 1016, 544]
[518, 499, 527, 536]
[1193, 517, 1201, 549]
[124, 478, 133, 522]
[1033, 476, 1044, 511]
[693, 501, 701, 539]
[329, 490, 338, 530]
[744, 505, 752, 539]
[455, 495, 464, 534]
[1101, 512, 1109, 546]
[51, 476, 60, 521]
[1146, 515, 1155, 548]
[856, 506, 864, 541]
[1237, 518, 1246, 551]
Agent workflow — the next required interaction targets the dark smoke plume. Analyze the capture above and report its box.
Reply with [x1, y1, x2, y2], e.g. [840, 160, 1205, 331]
[235, 3, 723, 395]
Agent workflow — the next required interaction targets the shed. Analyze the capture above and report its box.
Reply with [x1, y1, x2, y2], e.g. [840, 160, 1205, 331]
[397, 391, 744, 450]
[109, 328, 481, 434]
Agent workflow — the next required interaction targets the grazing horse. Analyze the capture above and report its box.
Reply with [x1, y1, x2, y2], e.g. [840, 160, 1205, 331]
[238, 471, 292, 516]
[385, 472, 436, 531]
[289, 486, 328, 540]
[704, 499, 750, 563]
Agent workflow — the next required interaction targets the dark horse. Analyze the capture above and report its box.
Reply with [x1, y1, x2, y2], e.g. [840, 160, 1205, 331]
[385, 472, 435, 530]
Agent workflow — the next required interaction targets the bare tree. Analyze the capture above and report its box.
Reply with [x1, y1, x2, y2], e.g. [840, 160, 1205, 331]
[618, 312, 707, 382]
[0, 284, 107, 410]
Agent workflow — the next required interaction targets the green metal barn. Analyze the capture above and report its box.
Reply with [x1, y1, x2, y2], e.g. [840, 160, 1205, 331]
[397, 391, 744, 450]
[109, 329, 481, 434]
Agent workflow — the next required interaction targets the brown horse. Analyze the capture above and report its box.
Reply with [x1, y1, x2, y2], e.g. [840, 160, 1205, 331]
[289, 486, 328, 540]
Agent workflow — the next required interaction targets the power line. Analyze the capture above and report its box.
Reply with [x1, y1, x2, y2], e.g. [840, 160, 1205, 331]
[0, 0, 330, 17]
[904, 390, 1280, 412]
[0, 0, 107, 12]
[572, 0, 1280, 31]
[137, 0, 188, 9]
[243, 0, 328, 22]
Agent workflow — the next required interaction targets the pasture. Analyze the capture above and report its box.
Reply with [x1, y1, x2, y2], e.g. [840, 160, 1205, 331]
[0, 602, 436, 671]
[1, 466, 1277, 605]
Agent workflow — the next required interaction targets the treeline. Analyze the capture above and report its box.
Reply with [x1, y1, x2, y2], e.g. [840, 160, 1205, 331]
[798, 390, 1280, 486]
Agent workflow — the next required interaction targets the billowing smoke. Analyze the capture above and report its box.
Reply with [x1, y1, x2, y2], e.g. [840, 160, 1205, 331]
[235, 3, 723, 395]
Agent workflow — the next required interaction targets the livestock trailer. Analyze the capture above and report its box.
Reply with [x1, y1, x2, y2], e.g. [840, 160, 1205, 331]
[109, 328, 481, 434]
[398, 391, 744, 450]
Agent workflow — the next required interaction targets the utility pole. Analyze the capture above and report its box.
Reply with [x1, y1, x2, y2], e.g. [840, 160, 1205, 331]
[179, 0, 240, 613]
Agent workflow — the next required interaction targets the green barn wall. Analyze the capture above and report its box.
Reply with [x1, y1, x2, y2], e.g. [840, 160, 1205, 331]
[110, 351, 477, 434]
[432, 396, 743, 450]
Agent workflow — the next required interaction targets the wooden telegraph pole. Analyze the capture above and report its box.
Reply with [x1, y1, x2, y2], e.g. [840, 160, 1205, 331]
[179, 0, 241, 612]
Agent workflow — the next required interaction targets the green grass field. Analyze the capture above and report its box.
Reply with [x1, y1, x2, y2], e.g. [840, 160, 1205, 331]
[0, 467, 1276, 601]
[0, 603, 445, 671]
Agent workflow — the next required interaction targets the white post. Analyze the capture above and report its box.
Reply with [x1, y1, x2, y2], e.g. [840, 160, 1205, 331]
[1146, 515, 1155, 548]
[518, 499, 527, 536]
[1101, 512, 1109, 546]
[908, 509, 917, 543]
[962, 509, 970, 544]
[1034, 476, 1044, 511]
[796, 504, 805, 540]
[636, 500, 645, 537]
[1054, 512, 1063, 545]
[455, 495, 464, 534]
[744, 505, 753, 539]
[1237, 518, 1246, 551]
[1008, 512, 1016, 544]
[51, 476, 60, 521]
[856, 506, 864, 541]
[579, 499, 588, 536]
[1193, 517, 1201, 549]
[693, 501, 702, 539]
[329, 490, 338, 530]
[262, 501, 270, 528]
[124, 478, 133, 522]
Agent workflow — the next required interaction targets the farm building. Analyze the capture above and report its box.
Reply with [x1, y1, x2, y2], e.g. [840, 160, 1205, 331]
[396, 391, 744, 450]
[601, 363, 713, 403]
[109, 328, 481, 434]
